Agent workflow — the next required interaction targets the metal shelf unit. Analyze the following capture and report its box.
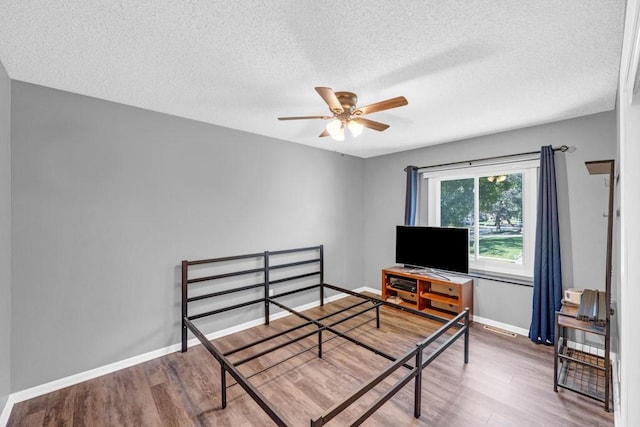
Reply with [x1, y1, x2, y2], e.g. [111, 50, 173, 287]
[553, 159, 614, 412]
[554, 306, 610, 409]
[556, 337, 608, 401]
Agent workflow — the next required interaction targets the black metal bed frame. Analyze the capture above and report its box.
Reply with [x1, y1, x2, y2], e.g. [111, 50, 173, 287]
[181, 245, 470, 426]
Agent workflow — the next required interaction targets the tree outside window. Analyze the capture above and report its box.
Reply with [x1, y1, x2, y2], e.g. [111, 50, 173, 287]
[428, 162, 535, 278]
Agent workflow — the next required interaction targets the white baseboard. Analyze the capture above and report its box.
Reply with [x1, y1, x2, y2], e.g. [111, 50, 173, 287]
[354, 289, 530, 339]
[359, 288, 529, 339]
[0, 343, 189, 426]
[355, 286, 381, 295]
[0, 287, 537, 427]
[612, 356, 621, 426]
[472, 315, 530, 337]
[0, 397, 10, 427]
[1, 287, 368, 425]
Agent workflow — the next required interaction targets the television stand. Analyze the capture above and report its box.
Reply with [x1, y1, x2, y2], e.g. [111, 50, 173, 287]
[381, 266, 473, 322]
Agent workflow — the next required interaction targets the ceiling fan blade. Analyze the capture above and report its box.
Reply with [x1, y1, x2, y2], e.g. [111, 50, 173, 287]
[351, 117, 390, 132]
[353, 96, 408, 116]
[278, 115, 332, 120]
[315, 87, 344, 114]
[319, 129, 330, 138]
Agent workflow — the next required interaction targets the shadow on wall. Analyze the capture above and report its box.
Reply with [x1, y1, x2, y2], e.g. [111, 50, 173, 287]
[554, 151, 574, 289]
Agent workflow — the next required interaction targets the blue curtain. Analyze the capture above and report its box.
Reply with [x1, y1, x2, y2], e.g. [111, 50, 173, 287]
[529, 146, 563, 344]
[404, 166, 418, 225]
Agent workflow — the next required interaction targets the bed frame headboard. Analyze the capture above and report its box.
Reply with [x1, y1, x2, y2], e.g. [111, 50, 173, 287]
[181, 245, 324, 351]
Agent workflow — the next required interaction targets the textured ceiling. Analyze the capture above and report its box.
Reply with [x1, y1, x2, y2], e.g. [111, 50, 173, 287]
[0, 1, 627, 158]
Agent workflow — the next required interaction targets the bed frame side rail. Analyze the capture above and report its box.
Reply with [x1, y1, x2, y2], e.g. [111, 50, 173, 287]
[182, 317, 291, 426]
[310, 308, 470, 426]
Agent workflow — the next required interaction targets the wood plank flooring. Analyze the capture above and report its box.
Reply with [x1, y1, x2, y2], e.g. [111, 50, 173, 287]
[8, 296, 614, 426]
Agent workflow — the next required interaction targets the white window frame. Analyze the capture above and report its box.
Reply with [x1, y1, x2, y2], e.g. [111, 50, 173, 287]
[423, 159, 538, 279]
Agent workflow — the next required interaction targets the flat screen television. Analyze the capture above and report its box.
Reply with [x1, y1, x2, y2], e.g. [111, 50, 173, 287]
[395, 225, 469, 274]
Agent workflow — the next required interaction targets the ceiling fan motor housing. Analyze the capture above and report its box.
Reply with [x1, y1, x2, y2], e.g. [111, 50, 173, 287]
[334, 91, 358, 114]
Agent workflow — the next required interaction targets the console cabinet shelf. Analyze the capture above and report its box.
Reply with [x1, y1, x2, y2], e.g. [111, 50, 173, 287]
[381, 266, 473, 322]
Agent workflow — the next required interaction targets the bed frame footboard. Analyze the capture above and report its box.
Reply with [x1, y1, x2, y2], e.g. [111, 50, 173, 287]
[180, 245, 470, 426]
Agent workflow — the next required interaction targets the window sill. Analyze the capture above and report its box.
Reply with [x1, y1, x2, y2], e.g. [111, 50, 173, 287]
[465, 269, 533, 287]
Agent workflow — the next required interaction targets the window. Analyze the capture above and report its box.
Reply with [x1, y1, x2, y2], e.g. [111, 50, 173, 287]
[423, 160, 538, 278]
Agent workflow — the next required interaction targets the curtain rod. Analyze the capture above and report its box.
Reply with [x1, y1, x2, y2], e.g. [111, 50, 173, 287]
[405, 145, 571, 172]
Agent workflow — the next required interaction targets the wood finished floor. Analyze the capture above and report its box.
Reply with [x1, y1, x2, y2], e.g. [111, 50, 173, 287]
[8, 296, 614, 426]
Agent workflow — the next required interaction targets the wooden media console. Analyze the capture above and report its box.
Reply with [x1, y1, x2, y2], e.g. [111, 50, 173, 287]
[381, 266, 473, 322]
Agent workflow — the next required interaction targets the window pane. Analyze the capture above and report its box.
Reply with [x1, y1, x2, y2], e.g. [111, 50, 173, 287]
[478, 173, 523, 263]
[439, 178, 474, 255]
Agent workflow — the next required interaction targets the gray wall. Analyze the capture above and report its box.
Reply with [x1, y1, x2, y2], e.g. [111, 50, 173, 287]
[7, 78, 618, 394]
[10, 82, 365, 391]
[0, 60, 11, 412]
[363, 112, 616, 330]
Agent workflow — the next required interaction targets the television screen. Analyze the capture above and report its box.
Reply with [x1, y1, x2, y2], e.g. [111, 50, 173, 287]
[395, 226, 469, 274]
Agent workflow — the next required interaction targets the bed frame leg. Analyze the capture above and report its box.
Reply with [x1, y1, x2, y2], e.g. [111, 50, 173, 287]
[414, 344, 423, 418]
[181, 260, 188, 352]
[221, 365, 227, 408]
[319, 245, 324, 307]
[464, 308, 470, 364]
[318, 329, 323, 358]
[181, 322, 187, 353]
[376, 305, 380, 329]
[264, 251, 270, 325]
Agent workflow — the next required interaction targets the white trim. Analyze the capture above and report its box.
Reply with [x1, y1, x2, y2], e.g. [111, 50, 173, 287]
[472, 315, 529, 337]
[370, 284, 588, 355]
[1, 396, 13, 427]
[612, 356, 621, 426]
[0, 286, 530, 427]
[624, 0, 640, 96]
[1, 288, 377, 424]
[356, 286, 381, 295]
[0, 397, 13, 427]
[361, 286, 531, 341]
[472, 317, 617, 375]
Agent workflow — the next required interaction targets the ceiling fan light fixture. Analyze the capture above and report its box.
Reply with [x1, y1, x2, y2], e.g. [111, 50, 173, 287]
[332, 126, 345, 141]
[326, 119, 345, 140]
[347, 120, 364, 137]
